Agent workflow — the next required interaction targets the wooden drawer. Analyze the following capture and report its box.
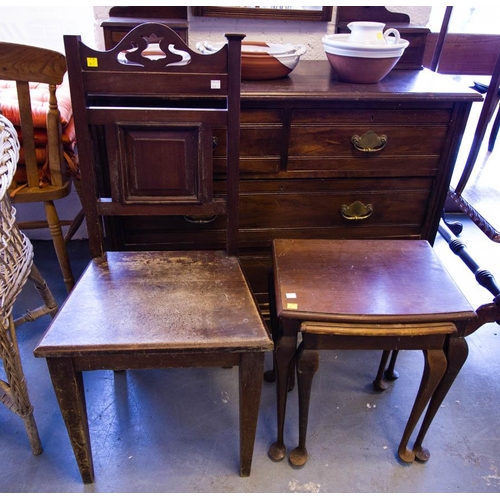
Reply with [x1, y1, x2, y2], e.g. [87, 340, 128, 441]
[288, 107, 450, 174]
[286, 156, 440, 176]
[291, 108, 452, 125]
[214, 109, 284, 175]
[117, 176, 434, 250]
[289, 124, 447, 163]
[238, 177, 433, 235]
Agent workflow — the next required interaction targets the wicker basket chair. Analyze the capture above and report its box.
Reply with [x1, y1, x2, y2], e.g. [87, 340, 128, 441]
[0, 113, 58, 454]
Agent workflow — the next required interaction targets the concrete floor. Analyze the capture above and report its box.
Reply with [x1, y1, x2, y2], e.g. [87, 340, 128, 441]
[0, 214, 499, 494]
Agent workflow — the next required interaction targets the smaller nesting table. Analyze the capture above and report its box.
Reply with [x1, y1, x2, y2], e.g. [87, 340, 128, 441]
[268, 239, 476, 466]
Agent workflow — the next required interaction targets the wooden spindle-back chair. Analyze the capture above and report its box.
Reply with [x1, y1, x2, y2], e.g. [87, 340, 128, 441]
[0, 41, 84, 292]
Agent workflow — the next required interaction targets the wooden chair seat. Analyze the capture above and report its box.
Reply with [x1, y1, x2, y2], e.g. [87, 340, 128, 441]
[11, 182, 71, 202]
[36, 251, 270, 353]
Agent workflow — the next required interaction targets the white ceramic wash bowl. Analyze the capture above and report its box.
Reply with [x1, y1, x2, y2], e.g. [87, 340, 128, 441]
[322, 34, 409, 59]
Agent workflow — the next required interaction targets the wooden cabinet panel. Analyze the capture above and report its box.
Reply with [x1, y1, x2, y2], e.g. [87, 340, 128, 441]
[112, 122, 212, 204]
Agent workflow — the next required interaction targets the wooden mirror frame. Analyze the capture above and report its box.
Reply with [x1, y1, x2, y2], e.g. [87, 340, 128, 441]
[191, 6, 333, 22]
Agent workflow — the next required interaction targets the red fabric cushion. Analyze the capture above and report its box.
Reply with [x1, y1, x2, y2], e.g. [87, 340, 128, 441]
[1, 75, 79, 186]
[0, 74, 73, 128]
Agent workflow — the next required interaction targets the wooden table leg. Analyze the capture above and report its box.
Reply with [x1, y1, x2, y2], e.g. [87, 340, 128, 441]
[398, 349, 447, 463]
[268, 318, 299, 462]
[289, 341, 319, 467]
[374, 350, 401, 391]
[374, 350, 391, 390]
[239, 352, 265, 477]
[385, 350, 400, 381]
[412, 336, 469, 461]
[46, 358, 94, 484]
[264, 271, 278, 383]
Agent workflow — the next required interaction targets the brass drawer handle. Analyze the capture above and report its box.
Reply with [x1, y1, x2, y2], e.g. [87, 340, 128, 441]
[351, 130, 388, 152]
[184, 215, 217, 224]
[341, 201, 374, 220]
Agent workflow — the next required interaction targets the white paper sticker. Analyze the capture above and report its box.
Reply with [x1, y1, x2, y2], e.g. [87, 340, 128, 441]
[286, 292, 297, 299]
[211, 80, 221, 89]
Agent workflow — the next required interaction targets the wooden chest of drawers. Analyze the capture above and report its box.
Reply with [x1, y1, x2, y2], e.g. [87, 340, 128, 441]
[103, 61, 481, 318]
[101, 7, 189, 50]
[101, 17, 188, 49]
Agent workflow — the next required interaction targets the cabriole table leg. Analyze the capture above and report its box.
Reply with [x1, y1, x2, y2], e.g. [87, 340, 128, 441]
[397, 349, 447, 463]
[268, 319, 300, 462]
[412, 336, 469, 461]
[289, 342, 319, 467]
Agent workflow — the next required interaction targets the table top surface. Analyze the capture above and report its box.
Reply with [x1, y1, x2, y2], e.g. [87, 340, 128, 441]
[273, 238, 476, 323]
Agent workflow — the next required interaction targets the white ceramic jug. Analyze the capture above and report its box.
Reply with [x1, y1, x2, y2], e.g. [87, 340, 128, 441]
[347, 21, 401, 45]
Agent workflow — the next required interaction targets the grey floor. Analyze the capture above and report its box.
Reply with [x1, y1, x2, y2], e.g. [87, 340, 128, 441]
[0, 213, 499, 494]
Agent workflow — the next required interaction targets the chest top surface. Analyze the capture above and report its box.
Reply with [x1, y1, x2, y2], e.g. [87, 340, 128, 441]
[240, 60, 482, 103]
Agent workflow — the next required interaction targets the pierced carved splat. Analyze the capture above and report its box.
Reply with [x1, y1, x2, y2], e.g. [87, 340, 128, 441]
[118, 38, 191, 69]
[80, 23, 227, 74]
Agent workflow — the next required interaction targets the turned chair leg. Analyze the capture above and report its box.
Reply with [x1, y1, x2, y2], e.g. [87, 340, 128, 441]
[44, 200, 75, 293]
[13, 265, 58, 329]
